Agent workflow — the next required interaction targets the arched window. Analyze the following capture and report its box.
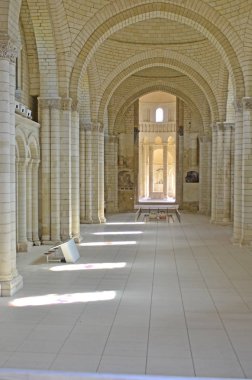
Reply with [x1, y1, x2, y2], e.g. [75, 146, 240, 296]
[156, 107, 164, 122]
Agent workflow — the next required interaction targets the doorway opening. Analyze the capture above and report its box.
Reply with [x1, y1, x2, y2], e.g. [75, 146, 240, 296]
[138, 91, 176, 203]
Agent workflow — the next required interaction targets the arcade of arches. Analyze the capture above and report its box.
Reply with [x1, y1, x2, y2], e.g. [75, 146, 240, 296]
[0, 0, 252, 295]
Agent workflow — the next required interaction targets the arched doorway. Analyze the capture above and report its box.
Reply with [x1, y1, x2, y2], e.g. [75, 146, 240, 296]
[138, 91, 176, 203]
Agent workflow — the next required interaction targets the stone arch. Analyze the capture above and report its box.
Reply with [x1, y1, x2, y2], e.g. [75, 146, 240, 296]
[112, 84, 204, 136]
[15, 129, 27, 160]
[26, 0, 59, 97]
[97, 51, 219, 122]
[27, 134, 40, 160]
[70, 1, 245, 101]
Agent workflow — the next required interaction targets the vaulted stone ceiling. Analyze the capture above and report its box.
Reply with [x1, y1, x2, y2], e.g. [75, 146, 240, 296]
[20, 0, 251, 126]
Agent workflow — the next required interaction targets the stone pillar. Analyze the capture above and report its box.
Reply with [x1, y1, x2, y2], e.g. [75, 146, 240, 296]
[240, 97, 252, 244]
[50, 100, 61, 242]
[149, 146, 153, 197]
[215, 123, 225, 222]
[38, 99, 51, 242]
[60, 98, 72, 240]
[211, 124, 217, 221]
[91, 123, 105, 223]
[71, 101, 80, 240]
[199, 134, 212, 215]
[17, 158, 28, 251]
[176, 127, 184, 206]
[143, 143, 148, 198]
[99, 126, 106, 222]
[85, 125, 93, 223]
[105, 134, 118, 213]
[0, 39, 23, 295]
[80, 122, 86, 223]
[138, 142, 144, 198]
[233, 101, 243, 243]
[39, 97, 61, 243]
[32, 159, 40, 245]
[26, 159, 33, 242]
[223, 123, 233, 223]
[163, 144, 168, 197]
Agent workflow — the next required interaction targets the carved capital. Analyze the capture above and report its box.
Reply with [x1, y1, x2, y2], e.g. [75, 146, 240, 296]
[80, 122, 92, 132]
[92, 122, 103, 133]
[223, 122, 235, 130]
[0, 39, 18, 63]
[234, 99, 243, 113]
[38, 97, 61, 110]
[61, 98, 72, 111]
[243, 97, 252, 111]
[71, 99, 79, 112]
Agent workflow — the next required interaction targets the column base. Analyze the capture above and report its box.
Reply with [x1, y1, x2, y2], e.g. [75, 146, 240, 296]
[17, 241, 29, 252]
[0, 274, 23, 297]
[99, 216, 106, 223]
[33, 240, 41, 246]
[81, 219, 93, 224]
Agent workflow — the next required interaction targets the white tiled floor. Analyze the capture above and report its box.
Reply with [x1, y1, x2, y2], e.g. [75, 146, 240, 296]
[1, 212, 252, 378]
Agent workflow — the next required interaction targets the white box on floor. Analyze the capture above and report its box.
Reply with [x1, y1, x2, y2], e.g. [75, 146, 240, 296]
[60, 239, 80, 263]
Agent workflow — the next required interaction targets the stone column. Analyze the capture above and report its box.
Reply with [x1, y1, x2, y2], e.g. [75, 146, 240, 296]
[99, 126, 106, 222]
[240, 97, 252, 244]
[50, 99, 61, 242]
[232, 101, 243, 243]
[0, 39, 23, 295]
[105, 134, 118, 213]
[215, 123, 225, 222]
[80, 122, 86, 223]
[26, 159, 33, 242]
[85, 124, 93, 223]
[149, 146, 153, 197]
[199, 134, 212, 215]
[60, 98, 72, 240]
[138, 141, 144, 198]
[223, 123, 233, 223]
[38, 97, 61, 243]
[176, 127, 184, 206]
[143, 143, 148, 198]
[91, 124, 99, 222]
[211, 124, 217, 222]
[163, 144, 168, 197]
[17, 158, 28, 252]
[32, 159, 40, 245]
[71, 101, 80, 240]
[38, 99, 51, 243]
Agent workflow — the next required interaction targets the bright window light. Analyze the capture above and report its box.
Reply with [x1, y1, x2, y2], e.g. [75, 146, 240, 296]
[93, 231, 143, 235]
[50, 262, 127, 272]
[80, 241, 137, 246]
[156, 107, 164, 122]
[10, 291, 116, 307]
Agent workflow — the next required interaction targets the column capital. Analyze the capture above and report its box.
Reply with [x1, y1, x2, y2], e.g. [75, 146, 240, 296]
[80, 121, 92, 131]
[91, 121, 104, 133]
[223, 122, 235, 129]
[243, 97, 252, 111]
[0, 38, 18, 63]
[234, 99, 243, 113]
[61, 97, 72, 111]
[71, 99, 79, 112]
[38, 97, 61, 109]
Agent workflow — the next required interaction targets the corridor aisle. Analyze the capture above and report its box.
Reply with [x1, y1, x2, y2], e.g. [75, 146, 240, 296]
[1, 213, 252, 378]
